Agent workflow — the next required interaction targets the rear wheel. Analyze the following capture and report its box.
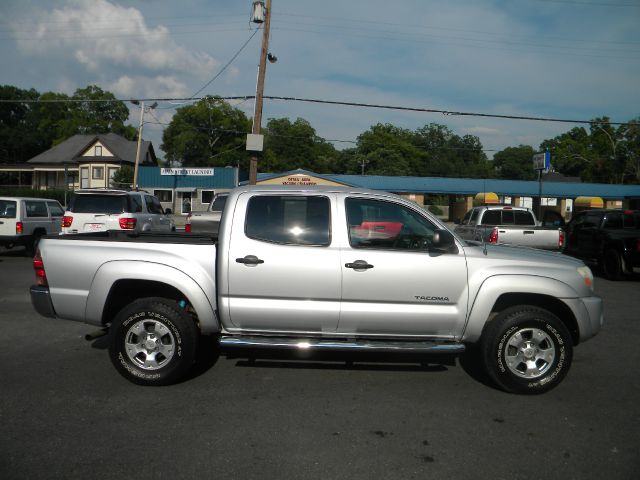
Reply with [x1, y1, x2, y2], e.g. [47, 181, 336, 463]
[602, 248, 625, 281]
[109, 297, 199, 385]
[480, 306, 573, 394]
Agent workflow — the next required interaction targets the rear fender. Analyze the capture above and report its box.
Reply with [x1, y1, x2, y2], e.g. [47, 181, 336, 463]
[85, 260, 219, 333]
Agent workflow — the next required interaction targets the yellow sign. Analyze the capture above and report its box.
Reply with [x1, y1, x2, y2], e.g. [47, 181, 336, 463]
[259, 174, 346, 187]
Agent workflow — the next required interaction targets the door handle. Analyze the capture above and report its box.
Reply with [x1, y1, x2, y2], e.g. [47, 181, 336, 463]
[523, 230, 535, 234]
[236, 255, 264, 265]
[345, 260, 374, 270]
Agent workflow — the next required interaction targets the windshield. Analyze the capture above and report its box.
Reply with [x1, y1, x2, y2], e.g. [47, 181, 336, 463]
[70, 194, 126, 214]
[0, 200, 17, 218]
[210, 195, 228, 212]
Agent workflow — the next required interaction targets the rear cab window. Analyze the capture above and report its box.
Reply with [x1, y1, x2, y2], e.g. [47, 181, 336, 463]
[245, 195, 331, 246]
[46, 201, 64, 217]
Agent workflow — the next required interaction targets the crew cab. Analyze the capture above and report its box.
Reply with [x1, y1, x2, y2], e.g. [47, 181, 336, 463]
[185, 192, 228, 234]
[454, 205, 565, 250]
[0, 196, 64, 256]
[30, 186, 603, 394]
[564, 209, 640, 280]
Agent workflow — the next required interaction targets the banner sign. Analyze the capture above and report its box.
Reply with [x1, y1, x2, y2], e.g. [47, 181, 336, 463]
[161, 168, 214, 176]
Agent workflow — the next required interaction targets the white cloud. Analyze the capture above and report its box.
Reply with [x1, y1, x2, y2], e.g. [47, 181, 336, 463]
[13, 0, 218, 76]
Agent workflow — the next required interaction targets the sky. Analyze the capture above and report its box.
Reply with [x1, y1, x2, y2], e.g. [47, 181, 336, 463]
[1, 0, 639, 164]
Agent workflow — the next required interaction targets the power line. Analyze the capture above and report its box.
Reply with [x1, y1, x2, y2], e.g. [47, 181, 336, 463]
[0, 94, 636, 126]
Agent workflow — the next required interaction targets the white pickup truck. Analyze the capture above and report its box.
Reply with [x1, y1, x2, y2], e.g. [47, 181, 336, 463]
[30, 186, 603, 394]
[454, 205, 566, 250]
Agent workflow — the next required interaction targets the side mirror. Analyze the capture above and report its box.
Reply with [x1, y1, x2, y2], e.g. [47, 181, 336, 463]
[164, 208, 172, 215]
[431, 229, 458, 254]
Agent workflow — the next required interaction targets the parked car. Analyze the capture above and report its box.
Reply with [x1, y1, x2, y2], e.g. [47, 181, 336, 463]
[454, 205, 565, 250]
[185, 192, 228, 234]
[0, 196, 64, 256]
[61, 189, 175, 234]
[563, 209, 640, 280]
[31, 186, 602, 394]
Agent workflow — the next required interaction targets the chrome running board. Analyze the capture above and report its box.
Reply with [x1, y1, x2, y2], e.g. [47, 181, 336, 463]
[219, 335, 465, 354]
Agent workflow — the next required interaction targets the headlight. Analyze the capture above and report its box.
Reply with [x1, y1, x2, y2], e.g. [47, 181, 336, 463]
[577, 265, 594, 292]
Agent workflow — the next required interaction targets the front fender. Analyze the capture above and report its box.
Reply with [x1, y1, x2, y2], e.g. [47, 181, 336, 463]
[85, 260, 219, 334]
[462, 274, 579, 343]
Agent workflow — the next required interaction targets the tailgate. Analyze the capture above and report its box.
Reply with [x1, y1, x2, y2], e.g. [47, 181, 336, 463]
[498, 227, 561, 250]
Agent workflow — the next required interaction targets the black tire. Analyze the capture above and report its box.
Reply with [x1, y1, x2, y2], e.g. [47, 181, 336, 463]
[480, 306, 573, 394]
[109, 297, 199, 386]
[602, 248, 624, 281]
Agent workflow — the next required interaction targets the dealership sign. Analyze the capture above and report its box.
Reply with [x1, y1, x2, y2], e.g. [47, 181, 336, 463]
[161, 168, 214, 176]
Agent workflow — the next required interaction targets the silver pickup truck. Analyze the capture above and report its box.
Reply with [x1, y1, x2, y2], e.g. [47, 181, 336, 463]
[185, 192, 228, 234]
[454, 205, 565, 250]
[30, 186, 602, 394]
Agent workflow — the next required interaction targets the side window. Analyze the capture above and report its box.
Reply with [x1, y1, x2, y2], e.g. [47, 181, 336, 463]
[469, 209, 480, 224]
[46, 201, 64, 217]
[346, 197, 436, 251]
[461, 210, 472, 224]
[129, 194, 143, 213]
[145, 196, 164, 214]
[515, 211, 536, 226]
[245, 195, 330, 246]
[25, 201, 48, 217]
[583, 213, 602, 228]
[481, 210, 501, 225]
[603, 213, 622, 230]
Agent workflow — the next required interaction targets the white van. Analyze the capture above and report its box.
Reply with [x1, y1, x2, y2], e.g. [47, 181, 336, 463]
[61, 189, 175, 234]
[0, 197, 65, 256]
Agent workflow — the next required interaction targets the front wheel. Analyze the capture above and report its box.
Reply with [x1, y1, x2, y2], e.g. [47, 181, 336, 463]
[109, 297, 198, 385]
[602, 248, 625, 281]
[480, 306, 573, 394]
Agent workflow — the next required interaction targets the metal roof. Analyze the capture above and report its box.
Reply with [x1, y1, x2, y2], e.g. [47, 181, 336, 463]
[256, 169, 640, 200]
[26, 133, 155, 166]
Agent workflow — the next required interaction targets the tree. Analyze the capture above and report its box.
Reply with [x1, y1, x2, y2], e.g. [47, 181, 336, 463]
[0, 85, 41, 164]
[111, 165, 133, 188]
[262, 117, 338, 172]
[161, 97, 250, 168]
[493, 145, 537, 180]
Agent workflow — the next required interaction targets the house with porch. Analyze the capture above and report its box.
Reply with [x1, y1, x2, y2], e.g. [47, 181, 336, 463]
[0, 133, 156, 190]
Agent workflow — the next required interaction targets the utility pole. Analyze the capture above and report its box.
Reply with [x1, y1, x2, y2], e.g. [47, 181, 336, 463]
[248, 0, 272, 185]
[133, 100, 145, 189]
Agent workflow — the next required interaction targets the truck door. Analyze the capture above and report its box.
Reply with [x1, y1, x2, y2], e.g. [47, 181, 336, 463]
[225, 193, 341, 333]
[338, 196, 468, 337]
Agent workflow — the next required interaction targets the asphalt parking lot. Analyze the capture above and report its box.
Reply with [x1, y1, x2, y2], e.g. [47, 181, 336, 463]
[0, 246, 639, 480]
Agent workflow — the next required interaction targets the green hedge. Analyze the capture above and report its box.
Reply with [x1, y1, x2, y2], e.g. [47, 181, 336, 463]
[0, 188, 68, 205]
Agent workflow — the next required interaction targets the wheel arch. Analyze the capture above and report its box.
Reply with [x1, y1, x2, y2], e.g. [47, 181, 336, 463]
[463, 275, 581, 345]
[85, 261, 220, 334]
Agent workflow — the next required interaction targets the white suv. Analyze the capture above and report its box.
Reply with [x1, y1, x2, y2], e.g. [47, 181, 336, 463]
[0, 196, 65, 256]
[61, 189, 175, 234]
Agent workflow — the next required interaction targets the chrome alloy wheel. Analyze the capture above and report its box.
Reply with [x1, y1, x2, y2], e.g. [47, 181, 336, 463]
[504, 327, 556, 379]
[124, 319, 176, 370]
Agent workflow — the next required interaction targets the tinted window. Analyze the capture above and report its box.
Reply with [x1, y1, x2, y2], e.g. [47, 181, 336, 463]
[604, 213, 623, 230]
[245, 195, 330, 246]
[501, 210, 515, 224]
[211, 195, 228, 212]
[461, 210, 472, 224]
[470, 209, 480, 223]
[25, 200, 48, 217]
[201, 190, 214, 204]
[46, 201, 64, 216]
[623, 212, 639, 229]
[0, 200, 17, 218]
[70, 194, 126, 214]
[145, 196, 164, 214]
[346, 197, 436, 251]
[129, 194, 143, 213]
[583, 212, 602, 228]
[514, 210, 536, 226]
[481, 210, 501, 225]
